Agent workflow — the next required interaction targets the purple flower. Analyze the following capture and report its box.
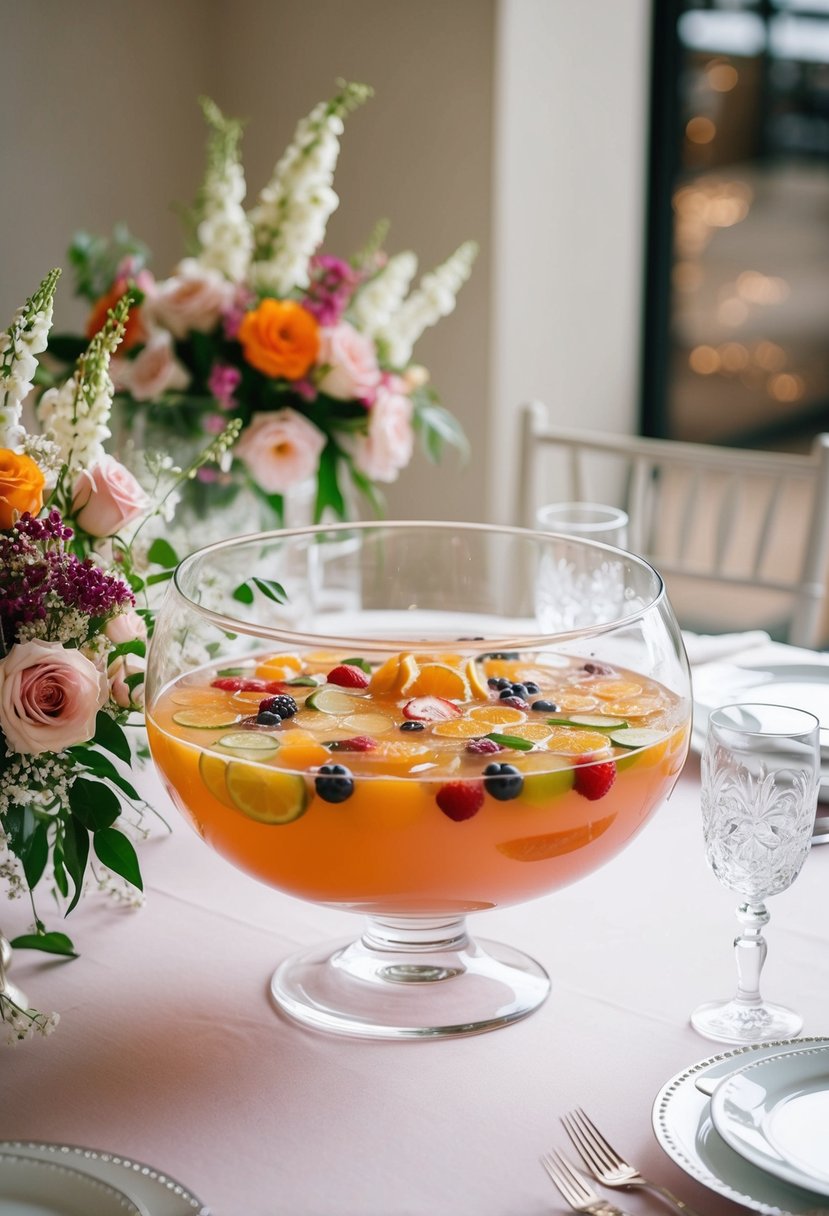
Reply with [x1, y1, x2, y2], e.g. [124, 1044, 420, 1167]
[303, 254, 362, 326]
[208, 363, 242, 411]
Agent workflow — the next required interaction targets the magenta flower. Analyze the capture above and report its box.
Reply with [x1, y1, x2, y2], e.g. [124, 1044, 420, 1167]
[304, 254, 361, 326]
[208, 363, 242, 411]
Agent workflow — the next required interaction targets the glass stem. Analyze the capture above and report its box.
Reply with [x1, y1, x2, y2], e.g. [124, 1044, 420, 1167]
[733, 901, 769, 1006]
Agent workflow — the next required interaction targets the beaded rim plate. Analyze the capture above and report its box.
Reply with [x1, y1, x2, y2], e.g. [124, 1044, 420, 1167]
[0, 1142, 210, 1216]
[0, 1153, 143, 1215]
[652, 1037, 829, 1216]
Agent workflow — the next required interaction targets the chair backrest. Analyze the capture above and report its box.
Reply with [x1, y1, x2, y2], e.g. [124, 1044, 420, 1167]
[516, 401, 829, 648]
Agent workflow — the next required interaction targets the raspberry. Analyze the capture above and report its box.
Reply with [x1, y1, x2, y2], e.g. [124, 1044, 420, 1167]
[402, 696, 461, 722]
[241, 678, 269, 691]
[499, 695, 528, 712]
[574, 760, 617, 801]
[328, 736, 377, 752]
[466, 737, 503, 755]
[327, 664, 370, 689]
[436, 781, 484, 821]
[211, 677, 245, 690]
[257, 694, 298, 720]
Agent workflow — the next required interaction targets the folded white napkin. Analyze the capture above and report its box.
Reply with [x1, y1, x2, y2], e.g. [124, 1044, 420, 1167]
[681, 630, 772, 666]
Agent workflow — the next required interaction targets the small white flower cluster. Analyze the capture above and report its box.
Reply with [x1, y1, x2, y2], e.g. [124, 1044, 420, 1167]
[0, 993, 60, 1045]
[0, 268, 60, 450]
[96, 868, 146, 909]
[38, 292, 129, 474]
[196, 98, 252, 284]
[249, 82, 372, 296]
[0, 754, 72, 818]
[17, 600, 89, 647]
[21, 433, 63, 488]
[351, 251, 418, 338]
[379, 241, 479, 368]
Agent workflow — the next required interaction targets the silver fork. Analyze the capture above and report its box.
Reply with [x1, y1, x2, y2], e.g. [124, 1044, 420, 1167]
[540, 1149, 635, 1216]
[562, 1108, 704, 1216]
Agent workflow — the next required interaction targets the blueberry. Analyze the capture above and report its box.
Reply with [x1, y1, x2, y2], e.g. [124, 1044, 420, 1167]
[256, 710, 283, 726]
[487, 676, 501, 689]
[525, 682, 540, 695]
[483, 762, 524, 801]
[400, 720, 425, 732]
[531, 699, 558, 713]
[499, 687, 520, 701]
[510, 683, 528, 699]
[259, 693, 298, 719]
[314, 763, 355, 803]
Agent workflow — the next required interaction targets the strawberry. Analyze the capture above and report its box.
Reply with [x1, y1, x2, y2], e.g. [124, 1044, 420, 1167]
[211, 677, 245, 690]
[466, 737, 503, 755]
[402, 696, 462, 722]
[436, 781, 484, 821]
[327, 664, 370, 689]
[328, 736, 377, 752]
[573, 760, 617, 801]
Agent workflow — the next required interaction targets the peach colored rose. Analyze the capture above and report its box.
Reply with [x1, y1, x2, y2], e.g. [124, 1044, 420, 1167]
[235, 409, 326, 494]
[86, 273, 153, 351]
[353, 385, 414, 483]
[107, 652, 146, 709]
[106, 609, 148, 646]
[238, 299, 320, 380]
[317, 322, 380, 402]
[0, 449, 45, 528]
[72, 455, 150, 538]
[147, 258, 235, 338]
[0, 640, 108, 755]
[121, 331, 191, 402]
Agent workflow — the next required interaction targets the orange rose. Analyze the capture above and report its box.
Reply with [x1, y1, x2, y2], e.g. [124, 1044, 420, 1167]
[238, 299, 320, 381]
[0, 449, 45, 528]
[87, 282, 145, 351]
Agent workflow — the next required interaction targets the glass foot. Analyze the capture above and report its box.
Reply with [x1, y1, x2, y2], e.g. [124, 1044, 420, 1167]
[270, 916, 550, 1039]
[691, 997, 803, 1045]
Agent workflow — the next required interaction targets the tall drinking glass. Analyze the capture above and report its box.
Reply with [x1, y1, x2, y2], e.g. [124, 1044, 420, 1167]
[691, 703, 820, 1044]
[536, 502, 629, 548]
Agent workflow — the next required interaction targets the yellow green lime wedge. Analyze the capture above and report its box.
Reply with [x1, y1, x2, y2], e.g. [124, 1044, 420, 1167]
[199, 753, 236, 808]
[172, 707, 241, 729]
[225, 763, 308, 824]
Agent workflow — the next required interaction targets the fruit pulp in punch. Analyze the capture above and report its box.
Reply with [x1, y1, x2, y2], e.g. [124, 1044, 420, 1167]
[147, 648, 690, 913]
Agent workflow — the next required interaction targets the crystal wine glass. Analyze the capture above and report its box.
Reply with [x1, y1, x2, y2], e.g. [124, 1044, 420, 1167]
[691, 702, 820, 1044]
[146, 521, 691, 1039]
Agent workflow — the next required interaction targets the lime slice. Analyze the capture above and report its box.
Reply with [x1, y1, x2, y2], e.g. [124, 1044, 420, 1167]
[305, 686, 365, 714]
[172, 707, 241, 729]
[521, 768, 575, 804]
[216, 732, 280, 759]
[609, 727, 668, 749]
[199, 753, 235, 808]
[342, 712, 394, 734]
[225, 763, 308, 824]
[566, 714, 629, 730]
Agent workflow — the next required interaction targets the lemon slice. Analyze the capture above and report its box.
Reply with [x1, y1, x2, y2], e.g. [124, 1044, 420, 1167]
[545, 728, 613, 756]
[172, 707, 241, 729]
[342, 712, 394, 734]
[432, 719, 487, 739]
[505, 722, 555, 742]
[468, 705, 527, 726]
[406, 662, 468, 700]
[225, 764, 308, 824]
[464, 657, 491, 700]
[554, 694, 601, 713]
[199, 753, 235, 807]
[605, 698, 661, 718]
[590, 679, 644, 699]
[170, 686, 230, 708]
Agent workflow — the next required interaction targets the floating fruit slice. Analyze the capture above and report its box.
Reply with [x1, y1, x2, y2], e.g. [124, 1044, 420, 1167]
[170, 686, 230, 708]
[254, 653, 303, 681]
[407, 662, 469, 701]
[605, 698, 661, 719]
[468, 705, 526, 727]
[306, 686, 366, 714]
[554, 693, 601, 713]
[566, 714, 629, 730]
[366, 740, 438, 774]
[402, 696, 461, 722]
[172, 707, 241, 729]
[342, 712, 394, 735]
[520, 767, 575, 803]
[225, 764, 308, 824]
[232, 690, 274, 708]
[276, 736, 332, 768]
[369, 653, 402, 694]
[217, 732, 280, 757]
[590, 679, 643, 699]
[545, 727, 613, 756]
[199, 753, 235, 807]
[496, 814, 616, 861]
[464, 657, 491, 700]
[504, 722, 555, 743]
[432, 718, 489, 739]
[397, 654, 422, 695]
[609, 727, 668, 749]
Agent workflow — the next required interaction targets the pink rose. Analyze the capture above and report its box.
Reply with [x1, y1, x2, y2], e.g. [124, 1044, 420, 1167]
[72, 455, 150, 538]
[0, 640, 108, 756]
[352, 385, 415, 483]
[235, 409, 326, 494]
[106, 609, 148, 647]
[317, 323, 380, 403]
[121, 331, 191, 402]
[148, 258, 236, 339]
[107, 652, 146, 709]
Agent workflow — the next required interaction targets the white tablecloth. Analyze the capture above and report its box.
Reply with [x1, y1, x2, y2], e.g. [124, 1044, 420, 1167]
[4, 739, 829, 1216]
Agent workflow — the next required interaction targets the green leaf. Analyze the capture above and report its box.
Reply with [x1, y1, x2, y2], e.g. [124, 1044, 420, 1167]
[314, 442, 346, 521]
[285, 675, 318, 687]
[413, 394, 470, 465]
[485, 732, 535, 751]
[124, 671, 145, 693]
[70, 749, 140, 801]
[69, 777, 121, 831]
[146, 569, 175, 586]
[10, 931, 77, 958]
[108, 639, 146, 661]
[252, 577, 287, 604]
[233, 582, 254, 605]
[147, 537, 180, 569]
[342, 657, 371, 673]
[53, 852, 69, 898]
[93, 828, 143, 891]
[21, 822, 49, 890]
[62, 815, 90, 915]
[345, 459, 386, 518]
[93, 710, 132, 764]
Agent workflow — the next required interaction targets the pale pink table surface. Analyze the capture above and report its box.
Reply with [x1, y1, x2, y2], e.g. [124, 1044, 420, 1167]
[3, 752, 828, 1216]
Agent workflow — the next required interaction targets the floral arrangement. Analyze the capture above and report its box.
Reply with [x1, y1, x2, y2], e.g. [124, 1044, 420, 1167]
[51, 83, 475, 525]
[0, 270, 238, 1042]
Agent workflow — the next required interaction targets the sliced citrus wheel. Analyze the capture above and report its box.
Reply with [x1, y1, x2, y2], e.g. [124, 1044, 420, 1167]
[468, 705, 527, 727]
[369, 653, 402, 694]
[170, 686, 230, 708]
[292, 708, 340, 731]
[545, 727, 613, 756]
[432, 718, 489, 739]
[225, 763, 308, 824]
[254, 653, 302, 680]
[496, 814, 616, 861]
[172, 707, 241, 729]
[407, 662, 469, 700]
[275, 737, 332, 769]
[464, 657, 491, 700]
[231, 690, 272, 708]
[199, 753, 235, 807]
[366, 740, 439, 774]
[504, 722, 555, 743]
[342, 712, 394, 735]
[216, 732, 280, 757]
[520, 767, 574, 802]
[397, 653, 421, 695]
[306, 686, 366, 714]
[609, 727, 668, 749]
[554, 694, 601, 713]
[605, 698, 661, 719]
[590, 679, 644, 699]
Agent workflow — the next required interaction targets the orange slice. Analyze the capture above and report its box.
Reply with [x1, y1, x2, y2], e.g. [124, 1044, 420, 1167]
[590, 679, 644, 700]
[276, 736, 332, 769]
[255, 653, 303, 680]
[505, 722, 555, 743]
[468, 705, 526, 727]
[369, 653, 402, 693]
[432, 718, 488, 739]
[605, 699, 661, 719]
[464, 658, 491, 700]
[481, 658, 535, 681]
[170, 686, 230, 708]
[397, 654, 421, 695]
[232, 690, 271, 708]
[497, 814, 616, 861]
[302, 650, 350, 673]
[554, 694, 601, 713]
[545, 728, 613, 756]
[368, 740, 440, 774]
[407, 662, 469, 700]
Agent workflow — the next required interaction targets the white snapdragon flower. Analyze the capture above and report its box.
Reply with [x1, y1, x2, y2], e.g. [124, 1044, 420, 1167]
[351, 252, 418, 337]
[378, 241, 478, 368]
[249, 82, 371, 296]
[196, 98, 252, 283]
[0, 269, 60, 450]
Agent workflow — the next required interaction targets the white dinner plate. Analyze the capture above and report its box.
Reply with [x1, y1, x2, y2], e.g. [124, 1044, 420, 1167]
[0, 1152, 143, 1215]
[652, 1037, 829, 1215]
[710, 1043, 829, 1196]
[0, 1143, 210, 1216]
